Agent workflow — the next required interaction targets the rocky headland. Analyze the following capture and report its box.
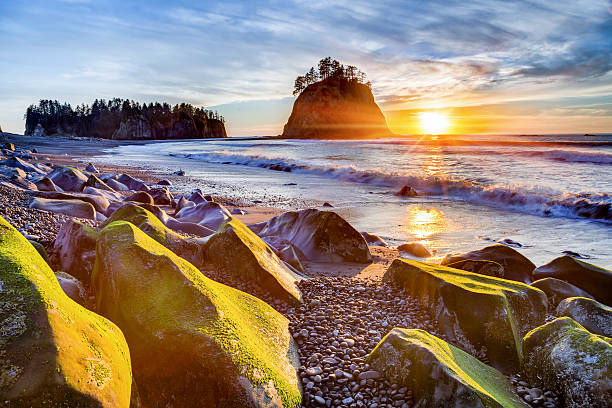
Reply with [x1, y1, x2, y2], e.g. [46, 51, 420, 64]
[0, 135, 610, 408]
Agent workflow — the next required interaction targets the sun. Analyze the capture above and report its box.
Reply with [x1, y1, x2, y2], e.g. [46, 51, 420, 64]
[419, 112, 449, 135]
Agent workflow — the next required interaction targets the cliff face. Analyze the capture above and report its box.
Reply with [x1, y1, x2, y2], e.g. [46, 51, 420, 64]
[111, 117, 227, 140]
[282, 77, 392, 139]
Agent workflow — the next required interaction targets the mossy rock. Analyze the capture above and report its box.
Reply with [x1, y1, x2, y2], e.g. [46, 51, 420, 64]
[257, 209, 372, 263]
[205, 218, 303, 305]
[531, 278, 594, 310]
[532, 256, 612, 306]
[367, 328, 529, 408]
[53, 219, 99, 284]
[383, 259, 547, 373]
[100, 203, 204, 267]
[92, 221, 302, 408]
[556, 297, 612, 337]
[0, 215, 132, 407]
[522, 317, 612, 407]
[27, 239, 47, 261]
[441, 244, 535, 283]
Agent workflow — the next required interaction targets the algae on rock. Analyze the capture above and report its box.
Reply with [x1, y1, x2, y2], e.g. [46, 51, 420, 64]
[367, 328, 530, 408]
[0, 215, 133, 407]
[92, 221, 302, 408]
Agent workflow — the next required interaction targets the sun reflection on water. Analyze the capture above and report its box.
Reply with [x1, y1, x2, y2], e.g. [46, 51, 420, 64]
[406, 207, 446, 240]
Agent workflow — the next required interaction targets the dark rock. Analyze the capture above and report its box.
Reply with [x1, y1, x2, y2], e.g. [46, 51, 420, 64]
[499, 238, 524, 248]
[35, 176, 64, 192]
[85, 162, 99, 173]
[55, 271, 87, 305]
[396, 185, 418, 197]
[556, 297, 612, 337]
[441, 244, 535, 284]
[384, 259, 547, 373]
[531, 278, 595, 309]
[522, 317, 611, 408]
[46, 166, 89, 192]
[257, 209, 372, 263]
[175, 201, 231, 230]
[397, 242, 431, 258]
[29, 197, 97, 219]
[33, 190, 110, 214]
[0, 156, 45, 175]
[53, 219, 99, 283]
[173, 169, 185, 176]
[367, 328, 529, 407]
[3, 142, 15, 151]
[532, 256, 612, 306]
[188, 190, 207, 204]
[117, 173, 150, 191]
[157, 179, 171, 186]
[104, 177, 129, 191]
[149, 187, 172, 206]
[444, 259, 505, 279]
[124, 191, 154, 205]
[322, 202, 333, 207]
[361, 231, 388, 247]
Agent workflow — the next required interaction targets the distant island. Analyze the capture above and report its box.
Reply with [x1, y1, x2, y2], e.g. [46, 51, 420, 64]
[282, 57, 392, 139]
[24, 99, 227, 140]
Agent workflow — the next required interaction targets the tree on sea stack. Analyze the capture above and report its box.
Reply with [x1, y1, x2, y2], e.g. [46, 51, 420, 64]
[283, 57, 392, 139]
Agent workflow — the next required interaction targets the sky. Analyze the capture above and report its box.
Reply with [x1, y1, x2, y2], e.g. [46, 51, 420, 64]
[1, 0, 611, 136]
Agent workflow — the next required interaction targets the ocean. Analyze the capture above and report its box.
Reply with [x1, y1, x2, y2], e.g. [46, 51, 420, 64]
[94, 134, 612, 268]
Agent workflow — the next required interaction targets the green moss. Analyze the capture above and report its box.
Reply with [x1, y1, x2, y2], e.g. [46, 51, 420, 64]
[0, 215, 133, 407]
[368, 328, 528, 407]
[95, 221, 301, 407]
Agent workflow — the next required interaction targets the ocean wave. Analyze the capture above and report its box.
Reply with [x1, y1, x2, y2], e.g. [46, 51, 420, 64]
[174, 150, 611, 222]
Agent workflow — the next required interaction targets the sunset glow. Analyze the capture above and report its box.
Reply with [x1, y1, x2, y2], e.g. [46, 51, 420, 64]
[419, 112, 450, 135]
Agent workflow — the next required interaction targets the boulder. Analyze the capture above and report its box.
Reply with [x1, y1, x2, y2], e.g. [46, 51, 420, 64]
[117, 174, 150, 191]
[157, 179, 171, 186]
[149, 187, 172, 206]
[396, 185, 418, 197]
[441, 244, 535, 284]
[33, 191, 110, 214]
[397, 242, 431, 258]
[104, 177, 129, 191]
[10, 175, 37, 190]
[556, 297, 612, 337]
[175, 201, 231, 230]
[0, 166, 26, 179]
[0, 157, 45, 175]
[0, 215, 133, 407]
[257, 209, 372, 263]
[53, 219, 99, 283]
[124, 191, 154, 205]
[85, 174, 115, 192]
[367, 328, 529, 408]
[188, 190, 207, 204]
[532, 256, 612, 306]
[175, 196, 195, 213]
[55, 271, 87, 305]
[92, 221, 302, 408]
[383, 259, 547, 373]
[29, 197, 96, 219]
[85, 162, 99, 173]
[3, 142, 14, 151]
[46, 166, 89, 192]
[522, 317, 611, 408]
[531, 278, 594, 309]
[101, 203, 204, 267]
[165, 218, 215, 237]
[35, 176, 63, 192]
[82, 186, 123, 201]
[205, 218, 303, 304]
[279, 245, 305, 273]
[444, 259, 505, 279]
[361, 231, 388, 247]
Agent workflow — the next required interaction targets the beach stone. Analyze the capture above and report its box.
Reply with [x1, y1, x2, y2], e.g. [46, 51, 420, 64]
[35, 176, 63, 192]
[82, 186, 123, 201]
[188, 190, 207, 204]
[117, 173, 150, 191]
[53, 219, 99, 283]
[556, 297, 612, 337]
[104, 177, 129, 191]
[532, 256, 612, 306]
[149, 187, 172, 206]
[10, 175, 37, 190]
[384, 259, 547, 373]
[175, 196, 194, 213]
[165, 217, 215, 237]
[85, 162, 99, 173]
[441, 244, 535, 284]
[0, 156, 46, 175]
[0, 165, 26, 179]
[361, 231, 388, 247]
[445, 259, 505, 279]
[33, 190, 110, 214]
[0, 215, 133, 407]
[205, 217, 304, 305]
[257, 209, 372, 263]
[368, 328, 529, 408]
[396, 185, 418, 197]
[531, 278, 595, 309]
[92, 221, 302, 408]
[522, 317, 612, 408]
[157, 179, 171, 186]
[101, 203, 205, 267]
[46, 166, 89, 191]
[397, 242, 431, 258]
[55, 270, 87, 305]
[29, 197, 97, 219]
[175, 201, 232, 230]
[3, 142, 15, 151]
[124, 191, 154, 205]
[85, 173, 115, 192]
[173, 169, 185, 176]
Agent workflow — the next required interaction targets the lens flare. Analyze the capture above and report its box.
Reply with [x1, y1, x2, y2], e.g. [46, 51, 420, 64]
[419, 112, 449, 135]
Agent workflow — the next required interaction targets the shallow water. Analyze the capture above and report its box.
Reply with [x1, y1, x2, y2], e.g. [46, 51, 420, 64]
[94, 134, 612, 268]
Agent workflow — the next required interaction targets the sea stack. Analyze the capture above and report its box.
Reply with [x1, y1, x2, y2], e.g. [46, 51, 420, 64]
[283, 60, 392, 139]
